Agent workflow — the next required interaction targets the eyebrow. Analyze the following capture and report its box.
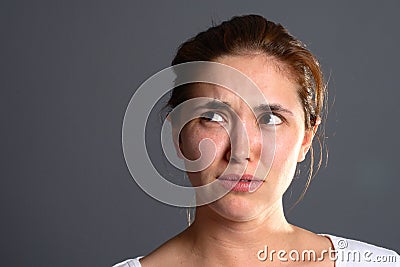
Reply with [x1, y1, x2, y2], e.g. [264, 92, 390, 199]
[254, 104, 294, 116]
[198, 100, 294, 116]
[196, 99, 233, 111]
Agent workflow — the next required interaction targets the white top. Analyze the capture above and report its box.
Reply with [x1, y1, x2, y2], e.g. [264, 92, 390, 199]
[113, 234, 400, 267]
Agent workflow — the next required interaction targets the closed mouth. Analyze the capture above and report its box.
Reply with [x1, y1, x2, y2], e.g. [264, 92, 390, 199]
[217, 174, 264, 192]
[217, 174, 263, 182]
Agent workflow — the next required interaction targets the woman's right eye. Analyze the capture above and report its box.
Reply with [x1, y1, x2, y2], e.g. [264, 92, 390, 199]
[200, 111, 225, 123]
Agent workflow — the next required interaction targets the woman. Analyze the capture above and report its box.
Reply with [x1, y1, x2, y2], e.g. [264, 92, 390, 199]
[115, 15, 399, 266]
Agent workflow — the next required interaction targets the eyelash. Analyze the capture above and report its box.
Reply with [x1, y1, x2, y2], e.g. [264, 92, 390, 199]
[200, 111, 285, 126]
[257, 113, 285, 126]
[200, 111, 226, 123]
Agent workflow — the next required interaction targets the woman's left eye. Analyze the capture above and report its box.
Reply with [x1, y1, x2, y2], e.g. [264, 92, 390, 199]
[258, 113, 283, 125]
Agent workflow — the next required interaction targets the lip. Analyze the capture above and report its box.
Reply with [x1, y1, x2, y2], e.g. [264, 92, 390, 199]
[217, 174, 264, 192]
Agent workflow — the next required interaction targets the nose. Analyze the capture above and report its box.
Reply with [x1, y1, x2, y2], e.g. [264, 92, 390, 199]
[225, 120, 261, 163]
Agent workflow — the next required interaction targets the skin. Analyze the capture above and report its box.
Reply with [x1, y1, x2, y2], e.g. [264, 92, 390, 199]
[141, 54, 334, 266]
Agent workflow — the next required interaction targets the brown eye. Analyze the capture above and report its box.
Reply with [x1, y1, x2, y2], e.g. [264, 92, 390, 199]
[258, 113, 283, 126]
[200, 111, 225, 123]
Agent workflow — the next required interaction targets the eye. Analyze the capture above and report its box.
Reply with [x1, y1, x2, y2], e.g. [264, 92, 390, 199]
[258, 113, 283, 126]
[200, 111, 225, 123]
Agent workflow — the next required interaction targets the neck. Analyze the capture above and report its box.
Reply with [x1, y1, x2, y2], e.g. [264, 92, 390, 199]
[182, 199, 294, 265]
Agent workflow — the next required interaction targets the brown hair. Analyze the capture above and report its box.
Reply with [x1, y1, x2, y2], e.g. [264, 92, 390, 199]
[168, 14, 327, 206]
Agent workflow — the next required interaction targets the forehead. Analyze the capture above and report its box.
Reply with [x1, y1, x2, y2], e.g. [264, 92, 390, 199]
[185, 55, 302, 111]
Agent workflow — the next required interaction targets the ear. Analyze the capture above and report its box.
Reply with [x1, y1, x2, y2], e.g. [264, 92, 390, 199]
[168, 115, 184, 159]
[297, 117, 320, 162]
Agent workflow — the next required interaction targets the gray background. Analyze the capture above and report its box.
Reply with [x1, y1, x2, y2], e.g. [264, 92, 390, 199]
[1, 0, 399, 266]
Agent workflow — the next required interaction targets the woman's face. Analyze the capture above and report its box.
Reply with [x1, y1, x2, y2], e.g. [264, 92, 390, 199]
[175, 54, 315, 221]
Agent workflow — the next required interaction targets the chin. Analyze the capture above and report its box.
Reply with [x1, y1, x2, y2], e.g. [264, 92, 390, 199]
[208, 193, 266, 222]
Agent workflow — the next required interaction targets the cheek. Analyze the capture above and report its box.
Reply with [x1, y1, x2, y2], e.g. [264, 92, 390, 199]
[179, 125, 229, 163]
[269, 129, 304, 177]
[276, 135, 302, 159]
[179, 128, 202, 160]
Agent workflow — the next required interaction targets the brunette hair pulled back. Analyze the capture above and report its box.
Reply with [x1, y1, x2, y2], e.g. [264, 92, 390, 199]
[168, 14, 327, 205]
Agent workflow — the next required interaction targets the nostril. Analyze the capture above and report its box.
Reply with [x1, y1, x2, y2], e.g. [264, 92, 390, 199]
[227, 148, 250, 163]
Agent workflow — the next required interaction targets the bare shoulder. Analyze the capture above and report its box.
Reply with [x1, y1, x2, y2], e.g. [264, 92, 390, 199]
[139, 232, 190, 267]
[291, 225, 333, 249]
[287, 226, 335, 267]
